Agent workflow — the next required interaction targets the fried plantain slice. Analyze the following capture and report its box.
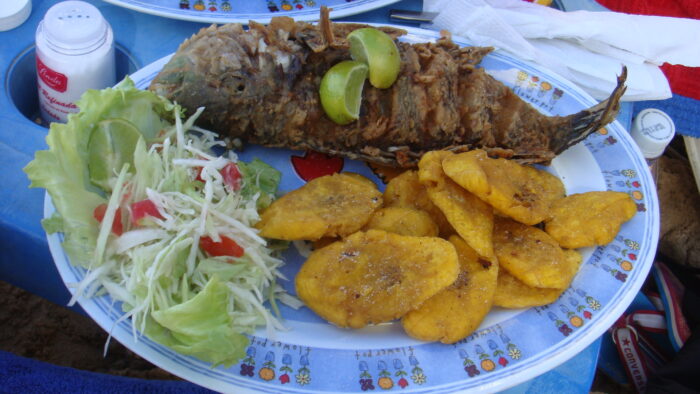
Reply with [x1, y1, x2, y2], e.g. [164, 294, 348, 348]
[418, 151, 496, 262]
[545, 191, 637, 249]
[443, 149, 565, 225]
[363, 206, 439, 237]
[493, 217, 580, 289]
[402, 235, 498, 343]
[295, 230, 459, 328]
[383, 170, 453, 237]
[257, 172, 382, 240]
[494, 260, 576, 309]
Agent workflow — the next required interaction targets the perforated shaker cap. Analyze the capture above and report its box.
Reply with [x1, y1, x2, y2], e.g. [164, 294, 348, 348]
[630, 108, 676, 159]
[42, 1, 109, 53]
[0, 0, 32, 31]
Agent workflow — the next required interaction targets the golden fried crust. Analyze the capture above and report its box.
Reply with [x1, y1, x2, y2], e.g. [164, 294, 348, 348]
[494, 269, 563, 309]
[363, 206, 439, 237]
[418, 151, 496, 262]
[402, 235, 498, 343]
[383, 170, 453, 237]
[443, 150, 565, 225]
[545, 191, 636, 248]
[295, 230, 459, 329]
[256, 173, 382, 240]
[493, 217, 579, 289]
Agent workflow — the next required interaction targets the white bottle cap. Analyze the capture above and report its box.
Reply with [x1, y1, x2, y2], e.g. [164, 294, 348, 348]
[42, 1, 109, 54]
[0, 0, 32, 31]
[630, 108, 676, 159]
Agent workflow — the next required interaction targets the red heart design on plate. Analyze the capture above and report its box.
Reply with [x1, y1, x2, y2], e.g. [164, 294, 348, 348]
[291, 151, 344, 182]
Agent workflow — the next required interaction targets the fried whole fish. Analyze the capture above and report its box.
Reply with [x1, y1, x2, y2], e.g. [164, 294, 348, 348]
[149, 7, 627, 167]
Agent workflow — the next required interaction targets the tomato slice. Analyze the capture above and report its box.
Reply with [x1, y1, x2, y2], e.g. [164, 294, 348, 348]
[93, 203, 124, 236]
[196, 162, 242, 191]
[195, 166, 205, 183]
[221, 162, 242, 191]
[130, 199, 164, 225]
[199, 235, 245, 258]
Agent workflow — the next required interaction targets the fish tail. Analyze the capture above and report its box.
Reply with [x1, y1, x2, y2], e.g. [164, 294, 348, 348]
[550, 67, 627, 156]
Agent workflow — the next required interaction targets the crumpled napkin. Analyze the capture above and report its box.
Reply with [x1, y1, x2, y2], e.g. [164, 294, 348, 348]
[423, 0, 700, 101]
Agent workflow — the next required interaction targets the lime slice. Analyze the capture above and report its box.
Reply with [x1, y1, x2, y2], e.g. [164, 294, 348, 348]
[88, 118, 142, 191]
[319, 60, 369, 125]
[347, 28, 401, 89]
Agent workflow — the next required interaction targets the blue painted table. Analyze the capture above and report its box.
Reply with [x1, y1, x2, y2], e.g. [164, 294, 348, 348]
[0, 0, 617, 391]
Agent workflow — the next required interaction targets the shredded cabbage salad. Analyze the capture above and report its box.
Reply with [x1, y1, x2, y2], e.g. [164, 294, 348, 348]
[25, 78, 296, 366]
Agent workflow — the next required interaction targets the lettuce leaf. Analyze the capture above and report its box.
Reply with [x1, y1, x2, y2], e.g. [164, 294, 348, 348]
[23, 78, 293, 367]
[24, 78, 176, 267]
[150, 276, 247, 367]
[238, 158, 281, 210]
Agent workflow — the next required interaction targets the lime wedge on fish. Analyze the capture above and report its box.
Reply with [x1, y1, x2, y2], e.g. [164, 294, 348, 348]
[88, 118, 142, 191]
[319, 60, 368, 125]
[347, 27, 400, 89]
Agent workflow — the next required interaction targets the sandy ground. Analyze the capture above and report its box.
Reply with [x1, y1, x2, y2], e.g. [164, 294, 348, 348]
[0, 280, 176, 381]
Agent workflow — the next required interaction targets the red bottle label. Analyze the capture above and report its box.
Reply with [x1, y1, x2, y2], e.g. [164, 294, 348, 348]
[36, 56, 68, 93]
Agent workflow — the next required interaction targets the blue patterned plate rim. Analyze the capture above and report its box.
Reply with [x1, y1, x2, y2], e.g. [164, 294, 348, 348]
[45, 24, 659, 393]
[102, 0, 402, 24]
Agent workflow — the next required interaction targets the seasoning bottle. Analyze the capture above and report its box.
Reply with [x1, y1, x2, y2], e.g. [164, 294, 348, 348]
[35, 1, 115, 125]
[629, 108, 676, 185]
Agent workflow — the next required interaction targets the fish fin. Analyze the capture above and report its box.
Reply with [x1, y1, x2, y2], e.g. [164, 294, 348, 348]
[320, 6, 336, 48]
[548, 67, 627, 156]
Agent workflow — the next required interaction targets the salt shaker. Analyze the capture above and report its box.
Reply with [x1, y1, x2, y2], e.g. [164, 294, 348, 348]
[35, 1, 115, 125]
[629, 108, 676, 184]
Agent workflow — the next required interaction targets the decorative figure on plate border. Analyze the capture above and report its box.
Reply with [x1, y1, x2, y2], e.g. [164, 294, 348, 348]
[488, 339, 509, 367]
[279, 353, 293, 384]
[296, 351, 311, 386]
[359, 360, 375, 391]
[280, 0, 293, 10]
[240, 346, 256, 377]
[267, 1, 280, 12]
[459, 349, 480, 377]
[526, 75, 538, 95]
[259, 351, 276, 381]
[393, 359, 409, 388]
[547, 310, 573, 336]
[575, 288, 601, 311]
[510, 71, 562, 111]
[560, 304, 584, 328]
[537, 81, 552, 98]
[569, 296, 593, 321]
[475, 344, 496, 372]
[499, 331, 522, 361]
[377, 360, 394, 389]
[513, 71, 528, 94]
[549, 87, 564, 107]
[408, 355, 426, 384]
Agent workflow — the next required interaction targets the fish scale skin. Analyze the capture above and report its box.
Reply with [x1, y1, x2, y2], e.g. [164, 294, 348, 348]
[150, 17, 626, 167]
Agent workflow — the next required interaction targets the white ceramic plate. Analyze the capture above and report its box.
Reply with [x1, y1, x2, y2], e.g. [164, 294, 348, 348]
[46, 25, 659, 393]
[102, 0, 401, 24]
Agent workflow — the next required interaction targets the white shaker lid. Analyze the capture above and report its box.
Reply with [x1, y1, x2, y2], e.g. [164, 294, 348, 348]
[630, 108, 676, 159]
[0, 0, 32, 31]
[42, 1, 108, 52]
